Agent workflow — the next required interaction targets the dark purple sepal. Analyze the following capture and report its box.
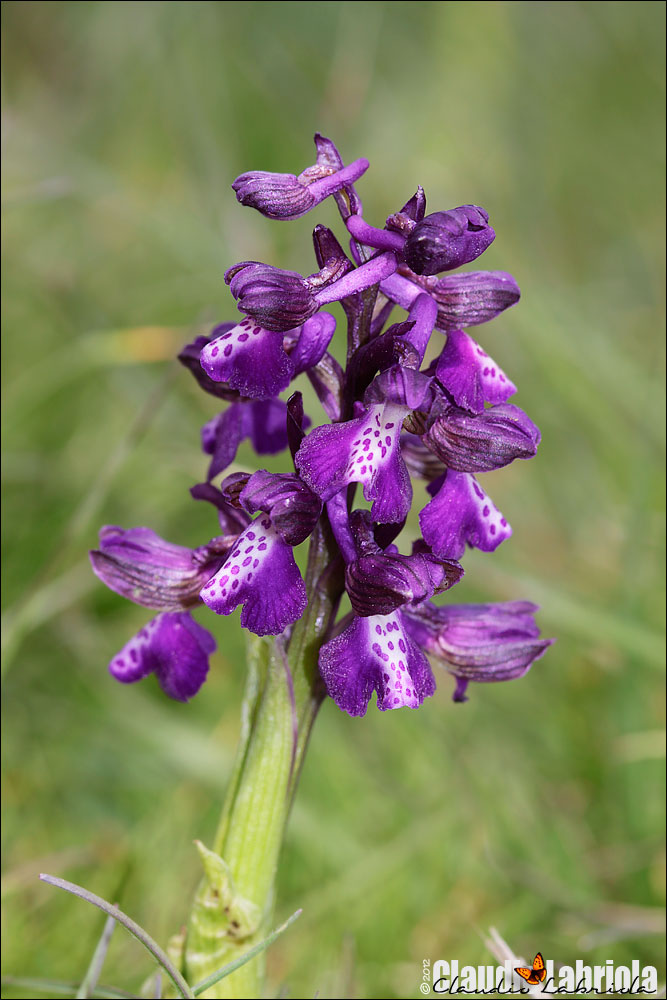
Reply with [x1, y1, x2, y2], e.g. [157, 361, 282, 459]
[403, 206, 495, 276]
[313, 133, 363, 217]
[403, 601, 554, 700]
[306, 352, 345, 422]
[90, 527, 228, 611]
[312, 224, 353, 272]
[311, 224, 355, 288]
[225, 262, 318, 333]
[201, 398, 292, 481]
[219, 471, 251, 507]
[420, 471, 512, 560]
[348, 323, 419, 399]
[386, 186, 426, 231]
[429, 270, 520, 330]
[318, 610, 436, 716]
[286, 391, 307, 460]
[109, 612, 215, 701]
[239, 470, 321, 545]
[200, 319, 294, 398]
[178, 328, 242, 401]
[380, 268, 521, 334]
[435, 328, 516, 413]
[345, 542, 463, 617]
[200, 516, 307, 636]
[423, 402, 541, 473]
[400, 434, 447, 482]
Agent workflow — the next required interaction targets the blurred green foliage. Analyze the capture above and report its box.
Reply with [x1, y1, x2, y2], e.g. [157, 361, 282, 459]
[1, 2, 665, 997]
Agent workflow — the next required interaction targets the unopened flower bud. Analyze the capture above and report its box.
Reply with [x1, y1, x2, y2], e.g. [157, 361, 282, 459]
[403, 205, 495, 275]
[225, 261, 318, 333]
[232, 157, 368, 221]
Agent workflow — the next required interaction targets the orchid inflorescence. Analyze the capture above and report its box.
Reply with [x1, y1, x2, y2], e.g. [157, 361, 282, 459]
[91, 134, 553, 716]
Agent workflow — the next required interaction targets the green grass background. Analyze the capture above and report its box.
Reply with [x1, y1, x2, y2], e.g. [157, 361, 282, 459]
[1, 2, 665, 997]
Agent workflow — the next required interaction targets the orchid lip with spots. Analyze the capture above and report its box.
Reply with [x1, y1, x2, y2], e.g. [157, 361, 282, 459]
[89, 133, 553, 996]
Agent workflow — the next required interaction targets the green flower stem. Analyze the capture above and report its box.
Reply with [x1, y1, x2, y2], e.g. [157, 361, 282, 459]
[183, 519, 341, 999]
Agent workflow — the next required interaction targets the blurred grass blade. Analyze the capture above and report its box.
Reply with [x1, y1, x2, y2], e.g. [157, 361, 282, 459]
[40, 874, 195, 999]
[77, 913, 117, 999]
[1, 365, 176, 679]
[191, 909, 302, 996]
[1, 563, 94, 677]
[1, 976, 136, 999]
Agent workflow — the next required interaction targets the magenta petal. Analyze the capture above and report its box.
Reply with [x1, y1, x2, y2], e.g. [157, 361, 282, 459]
[178, 328, 241, 400]
[200, 516, 307, 636]
[109, 612, 215, 702]
[318, 611, 435, 717]
[296, 404, 412, 523]
[289, 312, 336, 374]
[200, 320, 294, 399]
[435, 329, 516, 413]
[202, 399, 291, 480]
[201, 405, 246, 480]
[109, 620, 159, 684]
[420, 471, 512, 559]
[247, 399, 293, 454]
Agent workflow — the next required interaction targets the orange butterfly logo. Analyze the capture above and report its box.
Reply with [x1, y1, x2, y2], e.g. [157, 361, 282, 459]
[515, 952, 547, 985]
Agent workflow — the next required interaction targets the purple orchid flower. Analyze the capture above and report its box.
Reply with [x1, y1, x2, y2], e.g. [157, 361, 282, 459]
[109, 612, 216, 702]
[200, 515, 307, 636]
[199, 316, 296, 396]
[198, 469, 322, 636]
[319, 611, 436, 716]
[296, 366, 434, 524]
[200, 399, 295, 480]
[403, 206, 495, 275]
[419, 471, 512, 560]
[347, 204, 496, 276]
[433, 328, 517, 413]
[92, 133, 552, 706]
[343, 511, 463, 617]
[195, 312, 335, 402]
[238, 470, 322, 545]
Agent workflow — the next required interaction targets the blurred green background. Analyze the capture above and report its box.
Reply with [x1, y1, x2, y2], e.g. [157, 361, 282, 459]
[1, 2, 665, 997]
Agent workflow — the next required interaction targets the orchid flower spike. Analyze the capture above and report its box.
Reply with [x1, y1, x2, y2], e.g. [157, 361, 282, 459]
[92, 133, 552, 708]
